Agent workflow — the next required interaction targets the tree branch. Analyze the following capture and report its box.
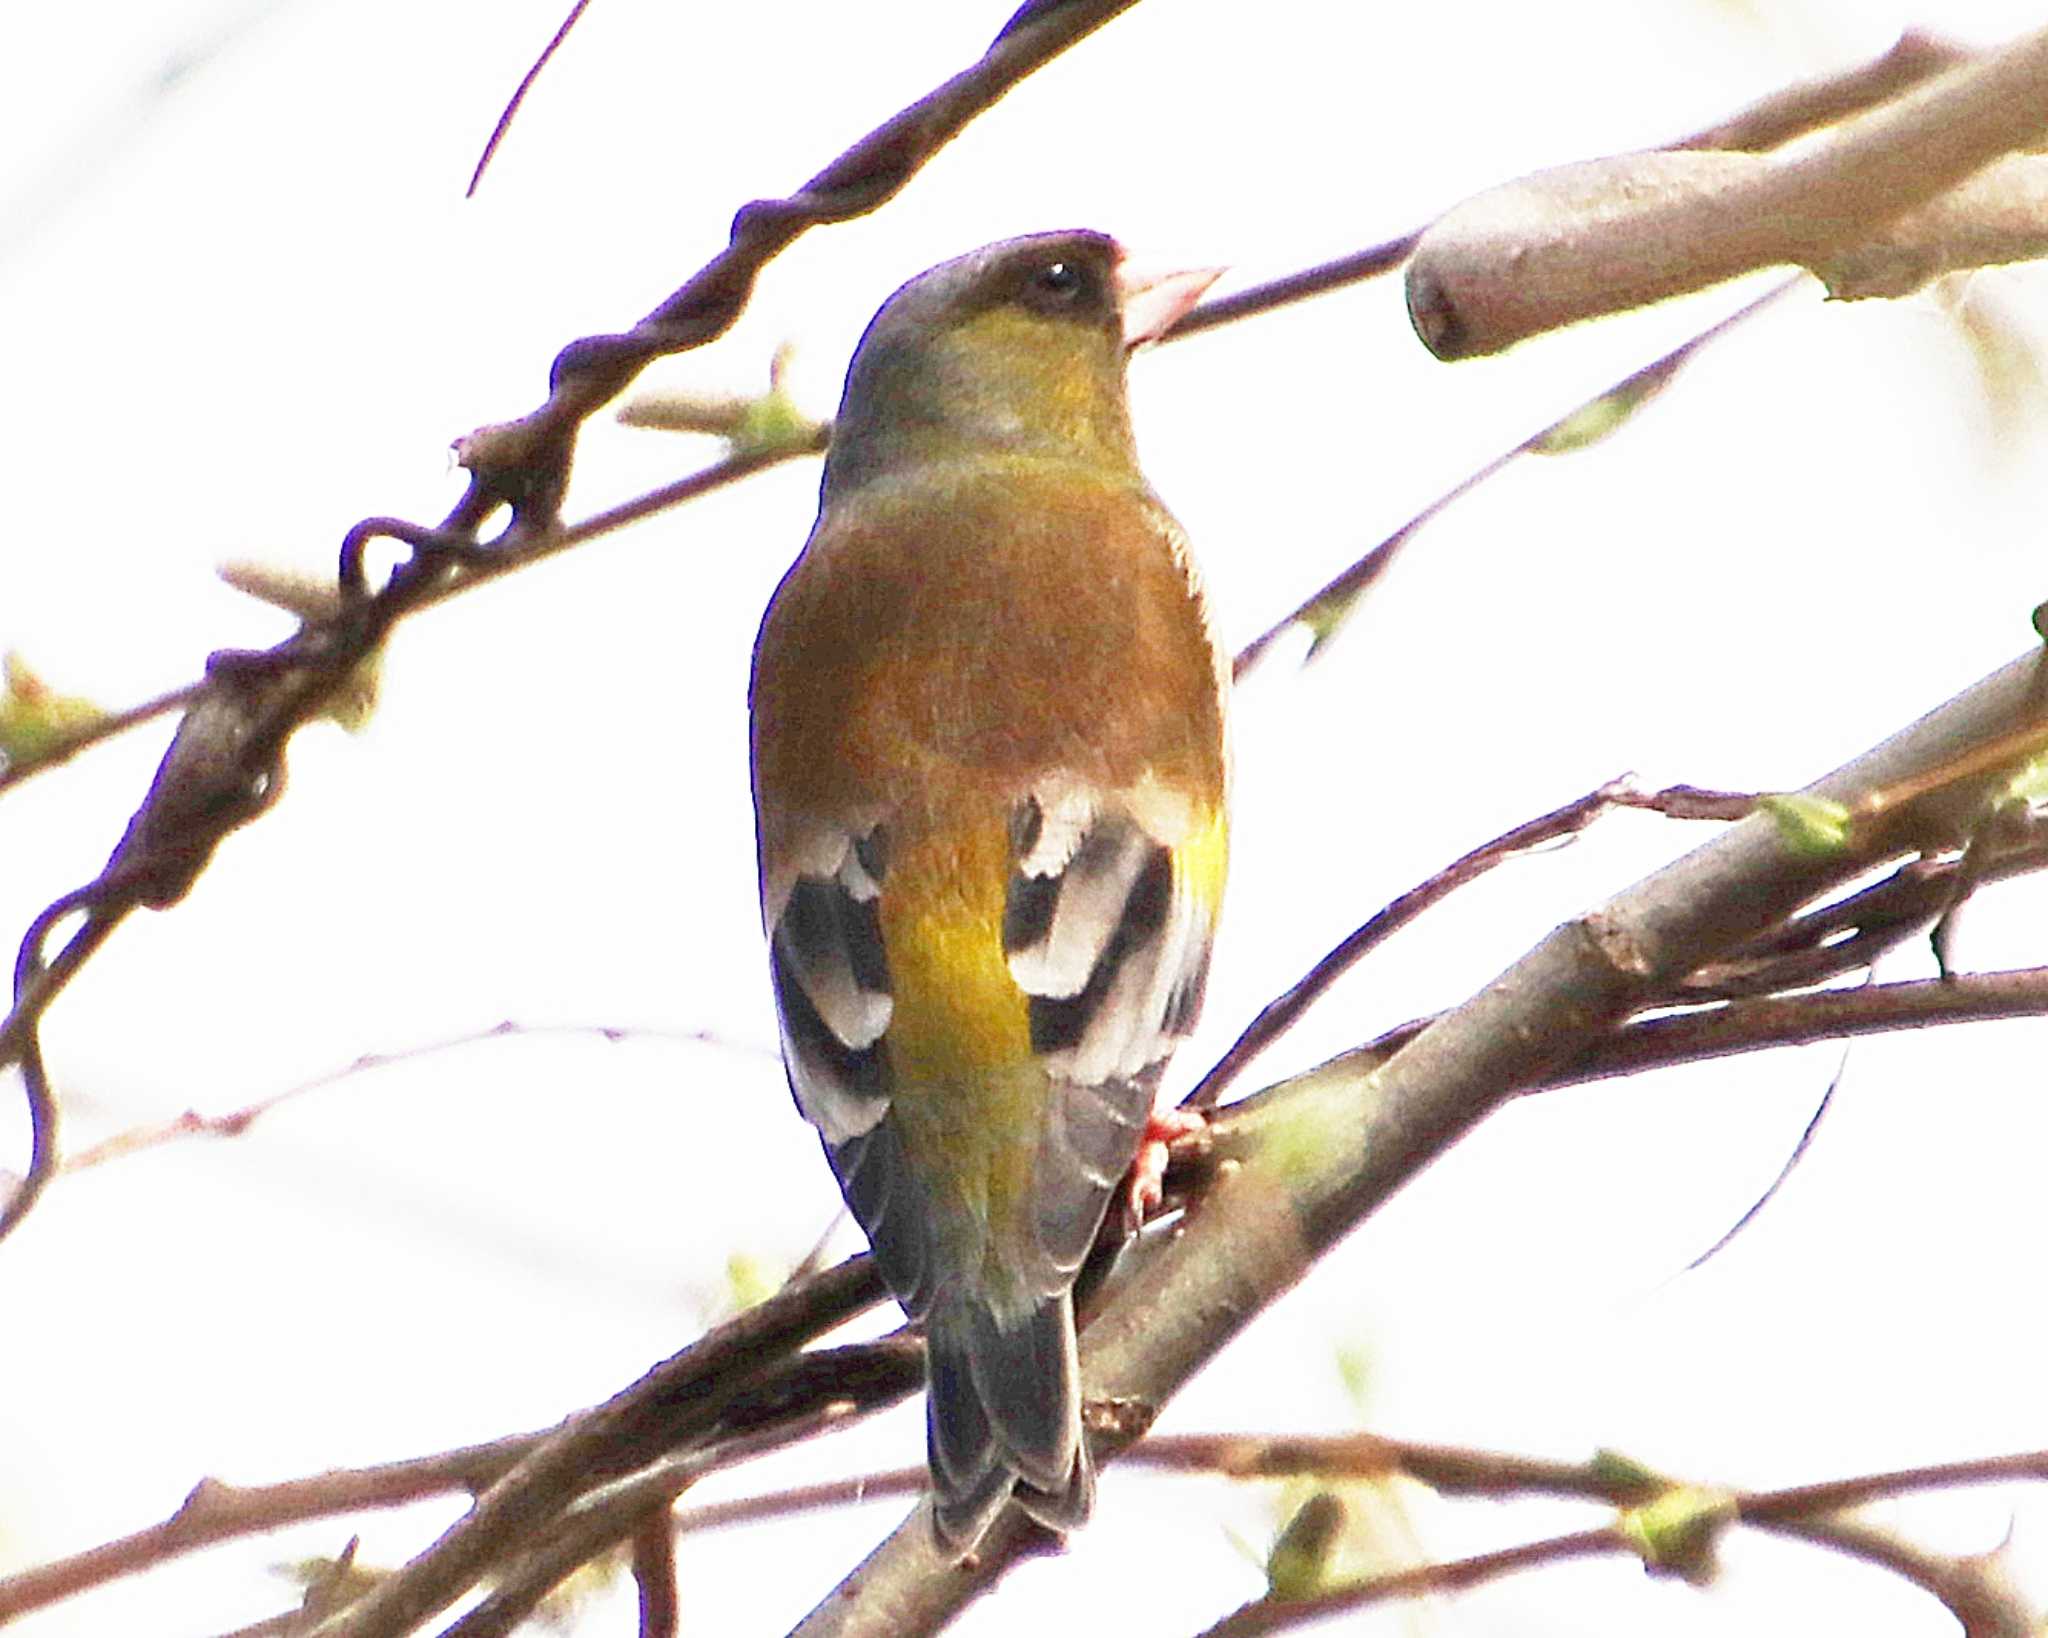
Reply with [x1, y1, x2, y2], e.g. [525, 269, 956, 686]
[788, 644, 2048, 1635]
[296, 1262, 893, 1638]
[14, 926, 2048, 1625]
[1409, 23, 2048, 358]
[631, 1511, 679, 1638]
[1200, 1445, 2048, 1636]
[1674, 28, 1974, 153]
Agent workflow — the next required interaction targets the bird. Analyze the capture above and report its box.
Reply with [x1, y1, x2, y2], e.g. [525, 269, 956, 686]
[749, 230, 1227, 1553]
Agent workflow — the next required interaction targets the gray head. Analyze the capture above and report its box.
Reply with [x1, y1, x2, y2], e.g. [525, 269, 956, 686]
[822, 230, 1142, 497]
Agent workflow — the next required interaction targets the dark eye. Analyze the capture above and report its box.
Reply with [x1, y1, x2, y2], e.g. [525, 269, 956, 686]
[1031, 260, 1086, 302]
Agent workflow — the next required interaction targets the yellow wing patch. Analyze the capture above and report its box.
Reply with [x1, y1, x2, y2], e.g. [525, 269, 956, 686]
[1172, 804, 1229, 923]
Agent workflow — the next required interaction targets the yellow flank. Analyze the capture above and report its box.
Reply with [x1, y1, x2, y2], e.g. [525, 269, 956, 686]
[1173, 803, 1230, 923]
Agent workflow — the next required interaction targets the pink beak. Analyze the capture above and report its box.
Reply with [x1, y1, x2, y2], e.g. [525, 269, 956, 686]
[1116, 260, 1225, 350]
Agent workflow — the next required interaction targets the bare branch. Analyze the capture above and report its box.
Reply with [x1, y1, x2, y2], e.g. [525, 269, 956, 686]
[1780, 1517, 2035, 1638]
[1198, 1526, 1624, 1637]
[0, 1444, 525, 1624]
[1198, 1444, 2048, 1636]
[1203, 968, 2048, 1178]
[0, 1262, 898, 1627]
[444, 1398, 880, 1638]
[1185, 777, 1753, 1110]
[1409, 24, 2048, 358]
[1581, 965, 2048, 1089]
[630, 1513, 678, 1638]
[1823, 154, 2048, 299]
[1675, 29, 1974, 154]
[57, 1019, 745, 1179]
[787, 644, 2048, 1635]
[299, 1263, 892, 1638]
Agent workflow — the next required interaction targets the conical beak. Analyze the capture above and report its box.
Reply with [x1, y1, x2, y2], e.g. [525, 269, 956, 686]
[1117, 261, 1225, 350]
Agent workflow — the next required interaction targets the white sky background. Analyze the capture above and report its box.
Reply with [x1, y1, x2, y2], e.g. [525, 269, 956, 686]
[6, 1, 2048, 1633]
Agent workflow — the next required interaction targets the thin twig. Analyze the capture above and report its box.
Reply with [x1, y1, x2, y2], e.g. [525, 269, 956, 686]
[0, 895, 125, 1241]
[1195, 966, 2048, 1188]
[1676, 1022, 1852, 1274]
[1581, 966, 2048, 1087]
[1675, 29, 1975, 154]
[1232, 278, 1799, 678]
[630, 1513, 678, 1638]
[0, 1440, 528, 1623]
[0, 679, 200, 796]
[466, 0, 594, 197]
[1184, 778, 1753, 1109]
[1776, 1516, 2034, 1638]
[58, 1019, 750, 1177]
[1199, 1446, 2048, 1637]
[673, 1467, 927, 1536]
[443, 1405, 870, 1638]
[1199, 1526, 1624, 1637]
[0, 1261, 894, 1627]
[1167, 234, 1420, 342]
[298, 1258, 887, 1638]
[1678, 836, 2048, 997]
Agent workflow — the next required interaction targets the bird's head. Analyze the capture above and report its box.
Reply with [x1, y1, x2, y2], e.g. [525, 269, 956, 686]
[824, 231, 1220, 495]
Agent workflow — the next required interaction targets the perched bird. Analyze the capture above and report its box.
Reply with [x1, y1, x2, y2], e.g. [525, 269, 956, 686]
[750, 231, 1227, 1551]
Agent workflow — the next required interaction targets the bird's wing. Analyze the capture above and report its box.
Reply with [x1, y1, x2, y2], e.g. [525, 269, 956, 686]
[998, 779, 1224, 1285]
[766, 781, 1225, 1305]
[764, 820, 896, 1149]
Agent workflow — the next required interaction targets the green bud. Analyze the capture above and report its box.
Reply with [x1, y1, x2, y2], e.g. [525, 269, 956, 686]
[1757, 792, 1854, 856]
[1266, 1492, 1348, 1599]
[0, 652, 106, 764]
[1618, 1485, 1735, 1586]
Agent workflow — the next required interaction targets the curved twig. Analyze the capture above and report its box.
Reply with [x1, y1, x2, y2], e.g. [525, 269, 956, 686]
[465, 0, 595, 198]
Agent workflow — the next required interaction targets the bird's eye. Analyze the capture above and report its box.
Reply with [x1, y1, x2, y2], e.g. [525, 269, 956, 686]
[1031, 260, 1085, 301]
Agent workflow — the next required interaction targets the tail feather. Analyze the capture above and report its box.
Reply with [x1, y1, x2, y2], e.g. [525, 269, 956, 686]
[926, 1288, 1092, 1552]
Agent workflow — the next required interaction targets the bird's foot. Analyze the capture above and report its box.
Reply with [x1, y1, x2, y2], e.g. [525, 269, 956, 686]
[1124, 1106, 1208, 1226]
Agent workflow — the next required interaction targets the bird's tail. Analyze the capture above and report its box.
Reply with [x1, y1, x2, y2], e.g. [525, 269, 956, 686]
[925, 1285, 1094, 1552]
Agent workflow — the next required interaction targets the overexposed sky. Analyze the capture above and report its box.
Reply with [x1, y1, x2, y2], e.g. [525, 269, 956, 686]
[7, 2, 2048, 1634]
